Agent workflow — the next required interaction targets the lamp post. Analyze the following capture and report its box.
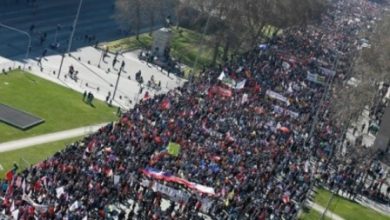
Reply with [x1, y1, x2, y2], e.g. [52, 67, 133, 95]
[0, 22, 32, 59]
[58, 0, 83, 78]
[67, 0, 83, 53]
[53, 24, 61, 44]
[111, 60, 125, 105]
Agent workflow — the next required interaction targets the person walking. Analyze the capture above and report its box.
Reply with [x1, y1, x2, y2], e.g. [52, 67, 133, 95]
[82, 91, 87, 102]
[112, 51, 119, 67]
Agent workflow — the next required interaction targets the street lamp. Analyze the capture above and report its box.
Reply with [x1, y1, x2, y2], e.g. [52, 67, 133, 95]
[67, 0, 83, 53]
[0, 22, 32, 59]
[111, 60, 125, 105]
[58, 0, 83, 78]
[53, 24, 61, 45]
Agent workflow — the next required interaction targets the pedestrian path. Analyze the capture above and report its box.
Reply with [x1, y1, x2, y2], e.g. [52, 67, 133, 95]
[0, 122, 107, 153]
[24, 46, 185, 109]
[307, 201, 345, 220]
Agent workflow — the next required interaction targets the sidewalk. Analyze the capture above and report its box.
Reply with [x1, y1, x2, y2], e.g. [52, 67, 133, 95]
[0, 122, 107, 153]
[307, 201, 345, 220]
[23, 46, 185, 110]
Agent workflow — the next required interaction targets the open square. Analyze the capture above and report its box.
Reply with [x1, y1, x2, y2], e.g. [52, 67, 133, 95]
[0, 70, 117, 142]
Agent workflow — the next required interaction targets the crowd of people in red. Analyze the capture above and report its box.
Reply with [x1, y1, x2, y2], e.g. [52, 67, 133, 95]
[1, 0, 388, 219]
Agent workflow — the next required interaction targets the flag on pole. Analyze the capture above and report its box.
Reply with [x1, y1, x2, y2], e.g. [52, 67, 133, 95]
[5, 170, 14, 182]
[161, 99, 171, 110]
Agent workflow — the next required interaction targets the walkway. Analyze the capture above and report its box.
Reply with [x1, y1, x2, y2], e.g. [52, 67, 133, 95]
[307, 201, 345, 220]
[0, 122, 107, 153]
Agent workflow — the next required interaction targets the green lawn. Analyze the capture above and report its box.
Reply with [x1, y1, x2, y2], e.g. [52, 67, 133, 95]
[314, 188, 390, 220]
[0, 136, 83, 177]
[0, 70, 117, 142]
[103, 27, 219, 69]
[104, 33, 153, 53]
[299, 207, 331, 220]
[103, 26, 281, 78]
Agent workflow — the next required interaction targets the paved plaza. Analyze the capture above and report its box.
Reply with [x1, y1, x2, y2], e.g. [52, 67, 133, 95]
[0, 46, 185, 109]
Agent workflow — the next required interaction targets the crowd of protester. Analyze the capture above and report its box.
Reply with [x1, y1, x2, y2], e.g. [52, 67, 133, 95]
[1, 0, 389, 219]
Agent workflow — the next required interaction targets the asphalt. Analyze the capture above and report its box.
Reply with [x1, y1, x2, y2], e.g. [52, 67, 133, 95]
[0, 0, 169, 60]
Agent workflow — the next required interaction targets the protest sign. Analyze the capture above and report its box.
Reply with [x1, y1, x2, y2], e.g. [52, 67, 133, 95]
[266, 90, 290, 105]
[167, 142, 181, 157]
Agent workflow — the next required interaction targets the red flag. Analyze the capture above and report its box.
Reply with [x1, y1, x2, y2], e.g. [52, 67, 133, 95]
[143, 91, 150, 101]
[34, 180, 42, 191]
[5, 170, 13, 182]
[282, 194, 290, 204]
[279, 127, 290, 133]
[209, 86, 232, 97]
[161, 99, 170, 110]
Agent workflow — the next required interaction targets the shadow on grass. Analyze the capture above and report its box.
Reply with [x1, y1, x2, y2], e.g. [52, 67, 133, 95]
[301, 205, 311, 214]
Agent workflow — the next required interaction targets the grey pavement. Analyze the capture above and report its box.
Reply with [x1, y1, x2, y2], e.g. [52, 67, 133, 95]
[0, 0, 182, 110]
[344, 106, 376, 152]
[18, 45, 185, 109]
[0, 0, 171, 60]
[0, 122, 107, 153]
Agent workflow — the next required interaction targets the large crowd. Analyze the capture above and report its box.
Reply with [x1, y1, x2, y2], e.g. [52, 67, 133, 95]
[1, 0, 389, 219]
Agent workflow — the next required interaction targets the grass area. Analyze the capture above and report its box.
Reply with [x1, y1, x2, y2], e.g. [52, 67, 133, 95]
[104, 33, 153, 53]
[170, 27, 217, 68]
[0, 70, 117, 142]
[0, 136, 83, 177]
[299, 207, 331, 220]
[104, 27, 219, 69]
[314, 188, 390, 220]
[103, 26, 283, 78]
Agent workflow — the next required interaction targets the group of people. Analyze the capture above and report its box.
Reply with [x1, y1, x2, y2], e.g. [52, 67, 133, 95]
[1, 0, 389, 219]
[83, 91, 95, 106]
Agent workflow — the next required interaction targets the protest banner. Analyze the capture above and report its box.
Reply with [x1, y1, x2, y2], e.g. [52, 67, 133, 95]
[320, 67, 336, 77]
[307, 72, 327, 85]
[167, 142, 181, 157]
[266, 90, 290, 105]
[208, 86, 233, 98]
[141, 178, 213, 213]
[218, 72, 246, 90]
[273, 105, 299, 118]
[142, 168, 216, 195]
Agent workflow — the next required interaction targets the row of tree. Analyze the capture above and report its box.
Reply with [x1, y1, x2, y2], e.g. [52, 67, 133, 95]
[332, 13, 390, 125]
[331, 12, 390, 160]
[114, 0, 329, 65]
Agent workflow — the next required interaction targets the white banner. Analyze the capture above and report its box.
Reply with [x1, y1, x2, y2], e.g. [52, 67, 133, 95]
[141, 179, 190, 203]
[307, 72, 326, 85]
[218, 72, 246, 90]
[22, 194, 48, 211]
[141, 179, 213, 213]
[266, 90, 289, 105]
[320, 67, 336, 77]
[273, 105, 299, 118]
[56, 186, 65, 199]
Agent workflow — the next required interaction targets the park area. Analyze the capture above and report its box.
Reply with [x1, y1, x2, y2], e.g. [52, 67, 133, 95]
[103, 27, 224, 69]
[299, 188, 390, 220]
[0, 136, 82, 178]
[0, 70, 117, 142]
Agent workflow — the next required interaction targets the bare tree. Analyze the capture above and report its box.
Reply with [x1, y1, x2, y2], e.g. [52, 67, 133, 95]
[114, 0, 141, 39]
[114, 0, 329, 65]
[332, 14, 390, 125]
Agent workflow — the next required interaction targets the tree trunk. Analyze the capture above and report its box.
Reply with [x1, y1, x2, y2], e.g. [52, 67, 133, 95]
[222, 39, 230, 62]
[272, 28, 280, 37]
[212, 40, 220, 66]
[135, 3, 140, 40]
[149, 11, 155, 36]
